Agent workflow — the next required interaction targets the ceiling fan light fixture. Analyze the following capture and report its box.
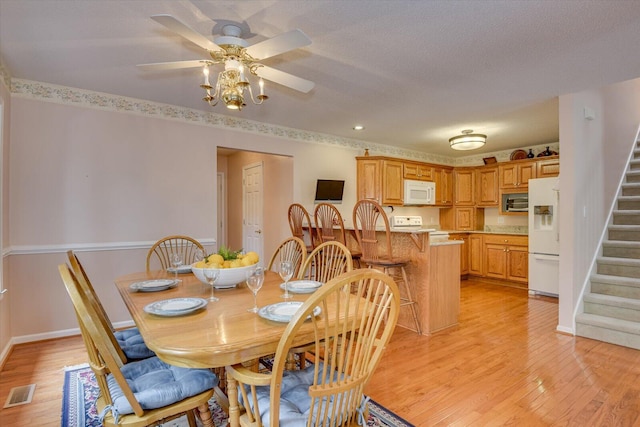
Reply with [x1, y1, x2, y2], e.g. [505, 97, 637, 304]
[223, 88, 244, 110]
[449, 129, 486, 151]
[141, 16, 314, 111]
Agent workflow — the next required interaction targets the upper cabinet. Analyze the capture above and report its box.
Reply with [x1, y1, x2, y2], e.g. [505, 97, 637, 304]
[356, 154, 558, 208]
[453, 168, 475, 206]
[356, 157, 403, 205]
[382, 159, 404, 205]
[476, 166, 499, 206]
[433, 167, 453, 206]
[404, 162, 433, 181]
[537, 157, 560, 178]
[499, 161, 536, 190]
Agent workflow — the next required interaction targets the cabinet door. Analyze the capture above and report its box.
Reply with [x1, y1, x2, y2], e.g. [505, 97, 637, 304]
[537, 158, 560, 177]
[404, 162, 433, 180]
[485, 243, 507, 279]
[449, 233, 469, 275]
[476, 167, 499, 206]
[469, 235, 483, 276]
[434, 168, 453, 206]
[506, 245, 528, 283]
[357, 159, 381, 202]
[454, 169, 474, 205]
[455, 207, 474, 230]
[382, 160, 404, 205]
[499, 164, 518, 189]
[518, 163, 536, 188]
[499, 162, 536, 189]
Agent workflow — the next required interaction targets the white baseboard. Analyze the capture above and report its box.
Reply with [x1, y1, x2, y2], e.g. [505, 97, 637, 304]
[556, 325, 575, 335]
[0, 320, 136, 367]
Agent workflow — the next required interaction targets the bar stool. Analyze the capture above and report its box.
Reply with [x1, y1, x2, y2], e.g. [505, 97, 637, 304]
[352, 199, 421, 334]
[314, 202, 362, 267]
[287, 203, 315, 252]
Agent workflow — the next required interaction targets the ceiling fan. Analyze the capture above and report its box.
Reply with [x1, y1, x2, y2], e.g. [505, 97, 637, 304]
[138, 14, 314, 110]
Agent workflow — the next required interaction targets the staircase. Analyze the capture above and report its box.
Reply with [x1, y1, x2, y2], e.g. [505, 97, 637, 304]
[575, 142, 640, 350]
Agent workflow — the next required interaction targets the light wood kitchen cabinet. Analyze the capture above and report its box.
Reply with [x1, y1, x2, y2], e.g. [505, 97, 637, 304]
[537, 156, 560, 177]
[454, 168, 475, 205]
[440, 207, 484, 231]
[469, 234, 484, 276]
[356, 158, 381, 202]
[356, 157, 403, 205]
[482, 234, 528, 284]
[433, 167, 453, 206]
[404, 162, 433, 181]
[476, 166, 499, 206]
[499, 161, 536, 189]
[382, 160, 404, 205]
[449, 233, 469, 275]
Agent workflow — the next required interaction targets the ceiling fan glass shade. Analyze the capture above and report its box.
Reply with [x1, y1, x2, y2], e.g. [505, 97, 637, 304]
[449, 133, 487, 150]
[223, 88, 244, 110]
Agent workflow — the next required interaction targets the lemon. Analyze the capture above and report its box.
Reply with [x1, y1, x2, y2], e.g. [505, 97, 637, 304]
[207, 254, 224, 265]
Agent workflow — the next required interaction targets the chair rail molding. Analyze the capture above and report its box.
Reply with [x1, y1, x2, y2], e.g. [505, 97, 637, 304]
[6, 238, 217, 256]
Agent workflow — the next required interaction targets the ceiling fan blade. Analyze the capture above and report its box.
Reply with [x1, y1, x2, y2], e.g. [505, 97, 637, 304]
[151, 14, 220, 52]
[137, 59, 209, 71]
[256, 66, 314, 93]
[245, 29, 311, 60]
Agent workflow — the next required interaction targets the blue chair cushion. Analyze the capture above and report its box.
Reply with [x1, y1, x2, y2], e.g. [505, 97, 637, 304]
[114, 327, 155, 360]
[240, 363, 362, 427]
[105, 356, 217, 417]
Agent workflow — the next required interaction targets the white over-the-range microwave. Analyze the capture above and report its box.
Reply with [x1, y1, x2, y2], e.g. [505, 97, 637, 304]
[403, 179, 436, 205]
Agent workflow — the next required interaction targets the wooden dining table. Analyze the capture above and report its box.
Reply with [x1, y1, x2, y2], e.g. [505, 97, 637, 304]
[115, 269, 315, 369]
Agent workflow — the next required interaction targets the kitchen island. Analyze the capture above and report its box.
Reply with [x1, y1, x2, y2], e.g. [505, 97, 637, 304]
[343, 228, 462, 334]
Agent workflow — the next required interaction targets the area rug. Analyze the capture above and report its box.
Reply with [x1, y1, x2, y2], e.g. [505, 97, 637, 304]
[61, 363, 413, 427]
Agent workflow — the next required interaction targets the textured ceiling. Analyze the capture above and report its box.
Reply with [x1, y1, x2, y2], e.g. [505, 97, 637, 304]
[1, 0, 640, 158]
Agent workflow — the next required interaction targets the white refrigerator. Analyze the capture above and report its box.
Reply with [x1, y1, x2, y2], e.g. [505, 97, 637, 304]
[528, 177, 560, 296]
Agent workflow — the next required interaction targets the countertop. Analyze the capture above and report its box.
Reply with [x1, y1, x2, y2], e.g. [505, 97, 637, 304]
[443, 230, 528, 236]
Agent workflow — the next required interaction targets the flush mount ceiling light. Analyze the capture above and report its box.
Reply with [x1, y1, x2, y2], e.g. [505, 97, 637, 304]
[353, 125, 365, 131]
[449, 129, 486, 151]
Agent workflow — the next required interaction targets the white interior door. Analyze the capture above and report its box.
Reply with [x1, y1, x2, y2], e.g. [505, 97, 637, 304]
[243, 162, 264, 262]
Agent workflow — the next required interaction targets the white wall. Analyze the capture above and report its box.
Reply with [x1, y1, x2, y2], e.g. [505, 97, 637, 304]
[558, 77, 640, 333]
[0, 73, 11, 358]
[5, 94, 361, 340]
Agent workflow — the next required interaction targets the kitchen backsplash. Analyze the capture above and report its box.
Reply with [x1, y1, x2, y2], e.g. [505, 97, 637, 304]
[483, 225, 528, 234]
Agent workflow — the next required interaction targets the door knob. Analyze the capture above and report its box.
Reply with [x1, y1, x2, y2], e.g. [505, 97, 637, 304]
[256, 229, 262, 234]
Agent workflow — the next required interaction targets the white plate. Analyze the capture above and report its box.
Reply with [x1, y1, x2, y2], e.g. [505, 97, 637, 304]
[258, 301, 321, 323]
[144, 298, 208, 317]
[167, 265, 192, 274]
[129, 279, 178, 292]
[279, 280, 323, 294]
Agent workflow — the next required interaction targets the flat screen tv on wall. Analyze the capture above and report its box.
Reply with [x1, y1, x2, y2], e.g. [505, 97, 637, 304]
[314, 179, 345, 204]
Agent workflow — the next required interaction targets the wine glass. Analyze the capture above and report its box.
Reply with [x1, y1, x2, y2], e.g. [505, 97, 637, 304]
[203, 268, 220, 302]
[279, 260, 294, 299]
[246, 267, 264, 313]
[193, 248, 205, 263]
[171, 252, 183, 282]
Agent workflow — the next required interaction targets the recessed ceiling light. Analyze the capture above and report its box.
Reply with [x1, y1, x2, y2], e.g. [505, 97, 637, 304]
[353, 125, 365, 131]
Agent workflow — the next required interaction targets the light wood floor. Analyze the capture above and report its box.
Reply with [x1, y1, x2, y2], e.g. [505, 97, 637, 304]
[2, 278, 640, 426]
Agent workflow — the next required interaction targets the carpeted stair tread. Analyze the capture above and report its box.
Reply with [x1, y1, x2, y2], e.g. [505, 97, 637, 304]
[612, 210, 640, 225]
[590, 275, 640, 299]
[576, 313, 640, 335]
[602, 240, 640, 258]
[584, 292, 640, 310]
[630, 159, 640, 169]
[621, 183, 640, 196]
[602, 240, 640, 248]
[576, 313, 640, 350]
[597, 256, 640, 266]
[626, 171, 640, 183]
[590, 273, 640, 288]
